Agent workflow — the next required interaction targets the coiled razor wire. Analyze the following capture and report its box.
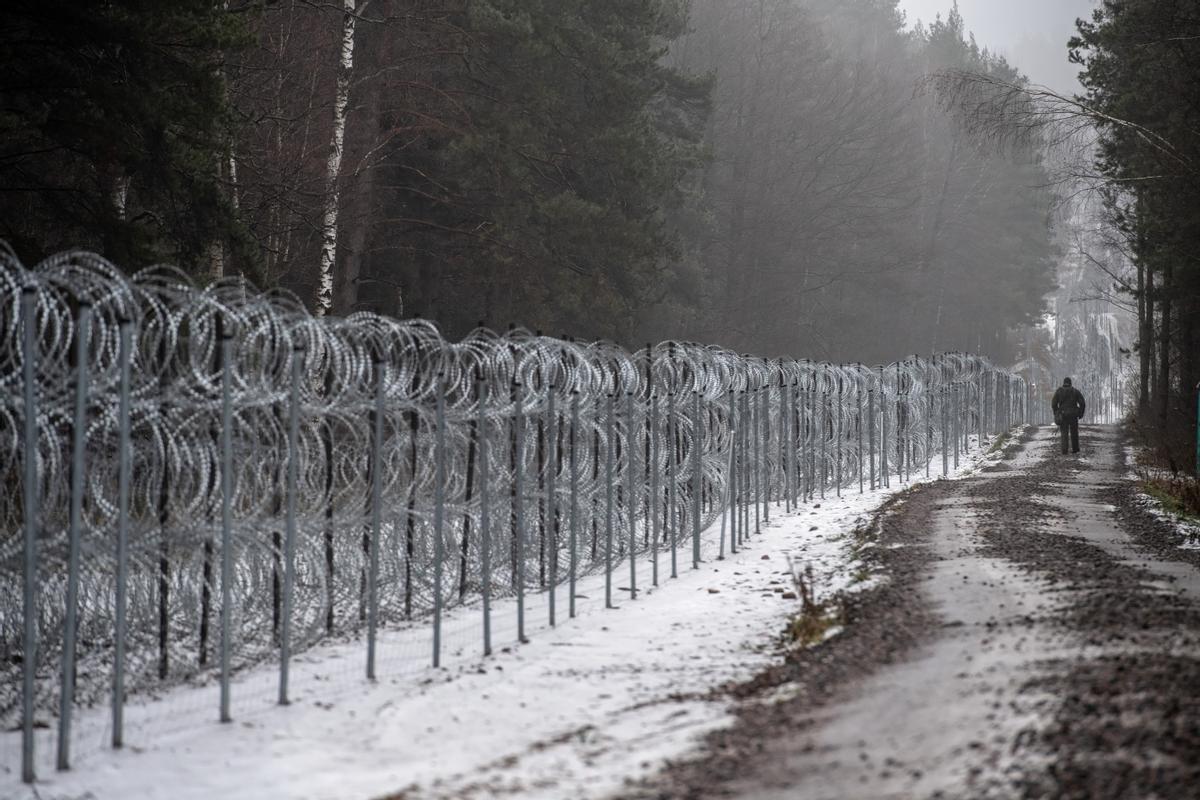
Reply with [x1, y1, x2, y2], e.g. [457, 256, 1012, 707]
[0, 247, 1027, 781]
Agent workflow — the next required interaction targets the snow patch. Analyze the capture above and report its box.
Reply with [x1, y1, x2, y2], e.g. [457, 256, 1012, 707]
[3, 442, 1002, 800]
[1123, 443, 1200, 547]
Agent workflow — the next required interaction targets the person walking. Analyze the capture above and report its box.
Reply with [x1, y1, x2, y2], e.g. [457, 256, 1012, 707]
[1051, 377, 1086, 454]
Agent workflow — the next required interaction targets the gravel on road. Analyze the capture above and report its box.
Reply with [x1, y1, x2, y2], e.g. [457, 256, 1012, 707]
[618, 425, 1200, 800]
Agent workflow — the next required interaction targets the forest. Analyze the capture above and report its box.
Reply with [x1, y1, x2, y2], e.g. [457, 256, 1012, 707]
[7, 3, 1200, 792]
[922, 0, 1199, 472]
[4, 0, 1057, 364]
[1070, 0, 1200, 471]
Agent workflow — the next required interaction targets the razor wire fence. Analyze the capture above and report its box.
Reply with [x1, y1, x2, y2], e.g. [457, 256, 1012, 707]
[0, 247, 1027, 784]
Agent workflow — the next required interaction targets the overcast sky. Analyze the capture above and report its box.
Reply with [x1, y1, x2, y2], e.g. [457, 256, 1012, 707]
[895, 0, 1098, 93]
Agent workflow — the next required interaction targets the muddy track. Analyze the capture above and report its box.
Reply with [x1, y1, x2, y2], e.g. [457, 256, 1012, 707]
[618, 425, 1200, 799]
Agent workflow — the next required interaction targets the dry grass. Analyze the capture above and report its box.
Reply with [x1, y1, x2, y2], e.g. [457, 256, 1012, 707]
[1139, 472, 1200, 523]
[1128, 416, 1200, 521]
[782, 557, 844, 647]
[988, 431, 1013, 455]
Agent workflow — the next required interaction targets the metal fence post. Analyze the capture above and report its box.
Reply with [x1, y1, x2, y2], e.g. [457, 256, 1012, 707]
[941, 387, 949, 476]
[605, 393, 615, 607]
[783, 379, 792, 512]
[480, 376, 493, 649]
[858, 375, 867, 493]
[753, 387, 762, 532]
[1025, 381, 1031, 429]
[280, 344, 302, 702]
[980, 372, 988, 438]
[734, 391, 744, 542]
[787, 379, 796, 507]
[113, 318, 133, 746]
[367, 361, 385, 678]
[787, 381, 795, 506]
[549, 384, 559, 622]
[896, 364, 906, 485]
[720, 389, 732, 558]
[724, 391, 734, 542]
[819, 384, 828, 499]
[990, 373, 996, 435]
[835, 376, 843, 498]
[667, 391, 678, 577]
[219, 329, 234, 723]
[926, 379, 933, 479]
[868, 380, 876, 491]
[649, 392, 659, 584]
[955, 379, 964, 453]
[58, 302, 91, 771]
[21, 286, 39, 784]
[568, 391, 579, 617]
[991, 373, 997, 434]
[753, 386, 763, 525]
[730, 390, 739, 553]
[953, 385, 961, 470]
[997, 375, 1003, 432]
[977, 375, 984, 445]
[692, 390, 702, 568]
[775, 377, 784, 514]
[432, 371, 445, 666]
[961, 380, 969, 454]
[793, 386, 800, 504]
[514, 381, 527, 641]
[801, 383, 811, 503]
[795, 382, 803, 504]
[880, 368, 889, 489]
[1195, 382, 1199, 479]
[742, 391, 751, 540]
[626, 391, 637, 599]
[765, 380, 772, 520]
[730, 391, 738, 537]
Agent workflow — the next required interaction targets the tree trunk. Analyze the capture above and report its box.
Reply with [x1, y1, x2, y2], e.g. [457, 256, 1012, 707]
[1137, 258, 1149, 416]
[209, 159, 225, 281]
[333, 51, 381, 316]
[1143, 266, 1156, 419]
[1157, 260, 1173, 438]
[926, 138, 961, 355]
[315, 0, 360, 316]
[1182, 313, 1198, 473]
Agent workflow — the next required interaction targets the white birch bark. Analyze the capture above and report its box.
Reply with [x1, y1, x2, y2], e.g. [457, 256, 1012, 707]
[315, 0, 358, 317]
[112, 176, 129, 221]
[210, 150, 228, 280]
[228, 150, 239, 212]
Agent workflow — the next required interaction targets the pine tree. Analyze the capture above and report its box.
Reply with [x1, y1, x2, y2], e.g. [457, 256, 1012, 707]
[0, 0, 250, 272]
[356, 0, 709, 340]
[1071, 0, 1200, 465]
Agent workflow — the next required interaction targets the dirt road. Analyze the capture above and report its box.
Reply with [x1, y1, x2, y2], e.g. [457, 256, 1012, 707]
[624, 425, 1200, 799]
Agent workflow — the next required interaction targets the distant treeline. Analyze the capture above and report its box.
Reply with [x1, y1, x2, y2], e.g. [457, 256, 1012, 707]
[2, 1, 1055, 363]
[1070, 0, 1200, 470]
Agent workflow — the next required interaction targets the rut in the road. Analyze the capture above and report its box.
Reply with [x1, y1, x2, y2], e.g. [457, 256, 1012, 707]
[621, 425, 1200, 800]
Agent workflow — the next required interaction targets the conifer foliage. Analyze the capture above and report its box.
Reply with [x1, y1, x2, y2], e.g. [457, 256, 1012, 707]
[1071, 0, 1200, 468]
[1, 0, 249, 271]
[2, 0, 1061, 367]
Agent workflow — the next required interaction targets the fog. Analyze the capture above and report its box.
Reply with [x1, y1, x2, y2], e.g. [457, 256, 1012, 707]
[2, 0, 1108, 367]
[896, 0, 1098, 92]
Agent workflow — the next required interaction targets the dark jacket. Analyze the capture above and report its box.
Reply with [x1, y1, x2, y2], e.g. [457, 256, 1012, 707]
[1052, 385, 1086, 420]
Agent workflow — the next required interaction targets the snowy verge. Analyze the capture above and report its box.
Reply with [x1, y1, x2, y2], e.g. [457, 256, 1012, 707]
[4, 438, 1006, 800]
[1123, 444, 1200, 547]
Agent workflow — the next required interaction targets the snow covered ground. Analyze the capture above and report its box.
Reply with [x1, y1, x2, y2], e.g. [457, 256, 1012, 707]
[3, 440, 1001, 800]
[1123, 443, 1200, 546]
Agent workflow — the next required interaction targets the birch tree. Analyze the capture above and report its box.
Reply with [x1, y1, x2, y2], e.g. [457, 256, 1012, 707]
[315, 0, 362, 317]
